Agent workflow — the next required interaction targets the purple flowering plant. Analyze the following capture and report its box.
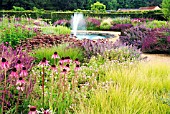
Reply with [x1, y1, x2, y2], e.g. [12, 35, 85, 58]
[0, 43, 35, 113]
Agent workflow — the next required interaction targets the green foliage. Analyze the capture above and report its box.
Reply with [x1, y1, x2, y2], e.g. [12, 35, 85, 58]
[91, 2, 106, 13]
[145, 20, 169, 29]
[162, 0, 170, 20]
[13, 6, 25, 11]
[33, 7, 45, 18]
[100, 19, 112, 30]
[30, 44, 85, 64]
[112, 17, 131, 24]
[41, 26, 71, 35]
[0, 17, 36, 47]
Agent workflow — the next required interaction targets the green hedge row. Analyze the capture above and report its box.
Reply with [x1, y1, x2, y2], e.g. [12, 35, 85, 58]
[0, 11, 166, 22]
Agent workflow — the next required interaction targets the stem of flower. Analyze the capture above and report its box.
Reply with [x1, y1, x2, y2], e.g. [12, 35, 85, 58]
[2, 69, 7, 113]
[15, 90, 21, 113]
[50, 71, 54, 110]
[42, 66, 45, 109]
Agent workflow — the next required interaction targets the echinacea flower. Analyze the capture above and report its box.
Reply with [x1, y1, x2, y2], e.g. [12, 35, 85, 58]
[20, 67, 28, 77]
[74, 58, 80, 65]
[74, 64, 80, 71]
[38, 57, 49, 66]
[64, 56, 72, 63]
[59, 57, 65, 64]
[60, 69, 67, 75]
[15, 60, 24, 69]
[9, 68, 18, 78]
[51, 65, 57, 72]
[16, 77, 25, 91]
[64, 64, 70, 72]
[51, 52, 60, 59]
[28, 106, 37, 114]
[1, 57, 9, 69]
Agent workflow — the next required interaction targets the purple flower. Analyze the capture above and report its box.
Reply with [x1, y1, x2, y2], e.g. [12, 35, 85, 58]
[73, 58, 80, 65]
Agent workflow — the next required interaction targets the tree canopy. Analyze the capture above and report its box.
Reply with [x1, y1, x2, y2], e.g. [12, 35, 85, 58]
[0, 0, 163, 11]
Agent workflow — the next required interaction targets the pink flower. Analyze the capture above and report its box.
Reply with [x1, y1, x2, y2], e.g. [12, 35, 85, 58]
[15, 60, 24, 69]
[38, 57, 49, 66]
[51, 65, 57, 72]
[59, 57, 65, 64]
[60, 69, 67, 75]
[9, 68, 18, 78]
[28, 106, 37, 114]
[16, 77, 25, 91]
[44, 110, 50, 114]
[63, 64, 70, 72]
[73, 58, 80, 65]
[20, 67, 28, 77]
[1, 58, 9, 69]
[51, 52, 60, 59]
[64, 57, 72, 63]
[74, 65, 80, 71]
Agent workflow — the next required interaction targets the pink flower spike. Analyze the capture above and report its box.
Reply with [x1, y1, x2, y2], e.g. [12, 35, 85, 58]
[51, 52, 60, 59]
[1, 58, 9, 69]
[15, 60, 24, 69]
[38, 57, 49, 66]
[10, 68, 18, 78]
[20, 67, 28, 77]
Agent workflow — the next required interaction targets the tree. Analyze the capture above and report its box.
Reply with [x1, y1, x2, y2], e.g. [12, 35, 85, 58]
[91, 1, 106, 13]
[162, 0, 170, 20]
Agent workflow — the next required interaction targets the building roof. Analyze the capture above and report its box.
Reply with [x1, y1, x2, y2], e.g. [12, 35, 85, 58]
[139, 6, 161, 10]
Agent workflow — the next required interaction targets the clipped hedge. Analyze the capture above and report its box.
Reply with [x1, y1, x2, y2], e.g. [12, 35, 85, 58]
[0, 11, 166, 22]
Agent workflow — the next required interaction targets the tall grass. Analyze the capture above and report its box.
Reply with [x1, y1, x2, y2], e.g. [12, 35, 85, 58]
[75, 61, 170, 114]
[30, 43, 85, 64]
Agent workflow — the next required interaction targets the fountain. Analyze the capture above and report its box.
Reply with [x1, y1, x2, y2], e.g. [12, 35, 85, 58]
[71, 13, 113, 40]
[71, 13, 86, 36]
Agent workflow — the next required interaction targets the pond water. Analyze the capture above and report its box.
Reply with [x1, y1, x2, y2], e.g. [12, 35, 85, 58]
[75, 34, 108, 40]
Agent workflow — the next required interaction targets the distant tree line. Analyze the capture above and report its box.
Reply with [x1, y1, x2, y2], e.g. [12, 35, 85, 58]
[0, 0, 163, 11]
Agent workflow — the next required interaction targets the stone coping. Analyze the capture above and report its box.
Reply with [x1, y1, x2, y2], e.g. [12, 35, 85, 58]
[72, 30, 121, 42]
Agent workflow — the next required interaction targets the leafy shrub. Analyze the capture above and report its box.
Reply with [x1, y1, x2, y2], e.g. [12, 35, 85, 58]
[86, 17, 101, 30]
[91, 1, 106, 13]
[111, 24, 133, 32]
[142, 28, 170, 53]
[145, 20, 169, 29]
[100, 19, 112, 30]
[0, 43, 35, 113]
[41, 26, 71, 35]
[162, 0, 170, 20]
[30, 43, 85, 64]
[13, 6, 25, 11]
[112, 17, 131, 24]
[103, 46, 141, 62]
[0, 23, 37, 48]
[119, 26, 150, 49]
[119, 25, 170, 53]
[131, 18, 154, 26]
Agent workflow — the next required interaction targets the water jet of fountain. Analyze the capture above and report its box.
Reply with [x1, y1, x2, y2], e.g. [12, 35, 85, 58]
[71, 13, 86, 37]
